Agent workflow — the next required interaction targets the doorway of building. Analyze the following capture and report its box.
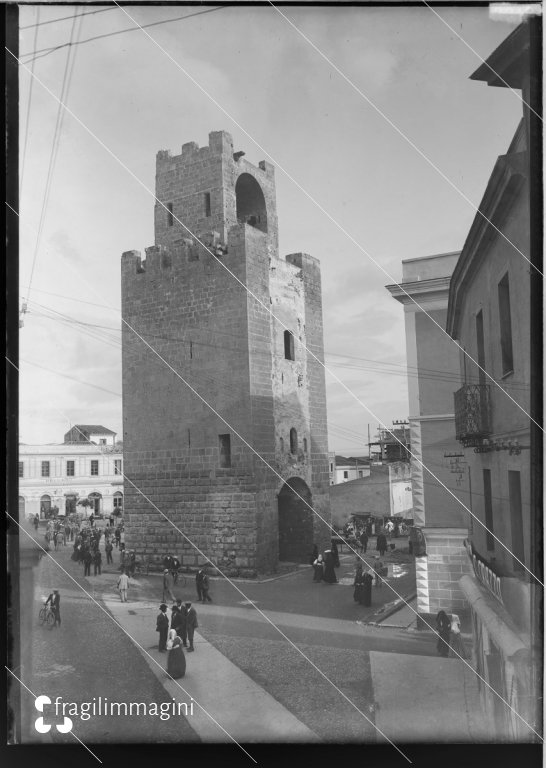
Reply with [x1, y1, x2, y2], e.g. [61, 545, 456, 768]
[65, 495, 78, 516]
[278, 477, 314, 563]
[40, 494, 51, 518]
[88, 492, 102, 515]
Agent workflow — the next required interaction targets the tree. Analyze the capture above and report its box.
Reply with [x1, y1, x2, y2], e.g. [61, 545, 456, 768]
[77, 498, 92, 518]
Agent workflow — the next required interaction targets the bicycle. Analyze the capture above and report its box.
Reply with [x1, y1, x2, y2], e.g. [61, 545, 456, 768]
[38, 602, 56, 628]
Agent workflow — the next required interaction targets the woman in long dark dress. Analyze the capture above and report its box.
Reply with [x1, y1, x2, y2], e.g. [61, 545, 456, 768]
[436, 610, 451, 657]
[322, 551, 337, 584]
[166, 636, 186, 679]
[376, 532, 388, 557]
[331, 540, 340, 568]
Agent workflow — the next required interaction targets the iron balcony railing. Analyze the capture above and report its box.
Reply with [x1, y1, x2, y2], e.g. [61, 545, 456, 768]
[454, 384, 492, 448]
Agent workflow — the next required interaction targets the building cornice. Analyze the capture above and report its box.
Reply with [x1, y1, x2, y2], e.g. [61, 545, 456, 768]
[386, 276, 452, 305]
[446, 151, 528, 338]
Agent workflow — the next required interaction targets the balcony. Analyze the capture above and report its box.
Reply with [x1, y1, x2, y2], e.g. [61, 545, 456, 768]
[454, 384, 492, 448]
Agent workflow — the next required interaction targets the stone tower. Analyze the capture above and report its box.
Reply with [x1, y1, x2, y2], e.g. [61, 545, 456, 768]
[121, 130, 331, 576]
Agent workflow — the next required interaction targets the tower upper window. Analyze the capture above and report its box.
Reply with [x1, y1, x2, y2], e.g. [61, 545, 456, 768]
[290, 428, 298, 455]
[167, 202, 174, 227]
[284, 331, 295, 361]
[235, 173, 268, 233]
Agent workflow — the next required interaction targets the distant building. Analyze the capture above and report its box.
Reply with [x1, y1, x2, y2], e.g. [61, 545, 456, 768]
[328, 453, 370, 484]
[446, 22, 538, 740]
[19, 435, 123, 519]
[368, 421, 411, 463]
[387, 251, 472, 619]
[329, 462, 413, 530]
[63, 424, 117, 446]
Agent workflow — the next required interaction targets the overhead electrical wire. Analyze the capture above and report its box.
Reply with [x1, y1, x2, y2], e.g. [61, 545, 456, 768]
[19, 6, 226, 65]
[19, 5, 40, 198]
[20, 6, 116, 30]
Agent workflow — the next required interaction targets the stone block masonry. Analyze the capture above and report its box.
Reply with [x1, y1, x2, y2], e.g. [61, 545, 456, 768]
[122, 131, 331, 576]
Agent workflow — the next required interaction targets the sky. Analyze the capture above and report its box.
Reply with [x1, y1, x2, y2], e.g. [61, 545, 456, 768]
[17, 3, 522, 452]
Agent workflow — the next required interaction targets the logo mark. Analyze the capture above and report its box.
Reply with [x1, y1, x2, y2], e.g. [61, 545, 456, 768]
[34, 695, 73, 733]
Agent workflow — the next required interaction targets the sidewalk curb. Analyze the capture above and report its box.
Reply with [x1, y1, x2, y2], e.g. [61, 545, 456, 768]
[365, 592, 417, 626]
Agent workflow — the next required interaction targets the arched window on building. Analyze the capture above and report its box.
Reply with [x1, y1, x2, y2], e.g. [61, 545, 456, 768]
[113, 492, 123, 511]
[303, 437, 308, 453]
[290, 428, 298, 455]
[284, 331, 295, 361]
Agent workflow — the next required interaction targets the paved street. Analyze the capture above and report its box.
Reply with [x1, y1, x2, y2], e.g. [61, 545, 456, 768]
[18, 528, 489, 747]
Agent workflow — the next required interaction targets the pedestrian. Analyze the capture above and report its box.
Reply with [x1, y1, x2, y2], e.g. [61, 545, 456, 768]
[309, 544, 318, 566]
[184, 601, 198, 652]
[449, 613, 468, 659]
[105, 539, 114, 565]
[171, 556, 181, 584]
[163, 569, 175, 603]
[156, 603, 169, 652]
[114, 527, 121, 548]
[175, 602, 188, 648]
[109, 514, 114, 528]
[117, 569, 129, 602]
[201, 570, 212, 603]
[195, 568, 205, 602]
[89, 514, 94, 528]
[166, 636, 186, 680]
[93, 549, 102, 575]
[33, 515, 39, 532]
[312, 554, 324, 582]
[83, 548, 93, 577]
[322, 550, 337, 584]
[53, 530, 58, 551]
[353, 563, 365, 603]
[362, 570, 374, 606]
[45, 589, 61, 627]
[436, 610, 451, 658]
[360, 530, 368, 554]
[331, 540, 340, 568]
[376, 531, 388, 557]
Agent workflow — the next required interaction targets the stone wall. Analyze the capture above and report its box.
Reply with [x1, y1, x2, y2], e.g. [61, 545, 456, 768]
[122, 131, 331, 575]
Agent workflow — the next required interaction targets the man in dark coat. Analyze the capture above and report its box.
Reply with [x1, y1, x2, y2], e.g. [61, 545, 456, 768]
[201, 571, 212, 603]
[195, 569, 205, 602]
[331, 540, 340, 568]
[83, 548, 93, 576]
[93, 549, 102, 575]
[360, 530, 368, 553]
[184, 601, 198, 651]
[376, 532, 388, 557]
[33, 514, 39, 532]
[156, 604, 169, 652]
[171, 599, 188, 647]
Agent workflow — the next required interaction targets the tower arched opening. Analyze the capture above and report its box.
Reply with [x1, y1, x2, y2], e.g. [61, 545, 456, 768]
[278, 477, 314, 563]
[235, 173, 268, 233]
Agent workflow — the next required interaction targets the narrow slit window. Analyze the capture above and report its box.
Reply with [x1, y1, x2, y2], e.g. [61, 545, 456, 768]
[204, 192, 211, 217]
[167, 202, 174, 227]
[284, 330, 295, 361]
[219, 434, 231, 468]
[498, 273, 514, 375]
[279, 437, 284, 453]
[303, 437, 308, 453]
[290, 428, 298, 455]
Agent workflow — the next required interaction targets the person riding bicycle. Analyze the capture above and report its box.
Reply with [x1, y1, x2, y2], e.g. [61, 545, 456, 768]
[45, 590, 61, 627]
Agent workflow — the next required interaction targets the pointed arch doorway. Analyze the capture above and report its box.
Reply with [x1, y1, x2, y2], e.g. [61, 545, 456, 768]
[278, 477, 314, 563]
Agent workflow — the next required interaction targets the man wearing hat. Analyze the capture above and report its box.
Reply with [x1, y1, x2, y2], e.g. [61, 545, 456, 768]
[184, 601, 198, 652]
[156, 603, 169, 652]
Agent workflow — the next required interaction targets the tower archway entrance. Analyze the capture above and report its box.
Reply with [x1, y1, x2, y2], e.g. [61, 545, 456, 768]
[278, 478, 314, 563]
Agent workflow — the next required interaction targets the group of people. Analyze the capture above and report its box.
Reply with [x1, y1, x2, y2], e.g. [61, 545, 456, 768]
[43, 518, 78, 550]
[156, 601, 199, 679]
[436, 610, 468, 659]
[311, 542, 340, 584]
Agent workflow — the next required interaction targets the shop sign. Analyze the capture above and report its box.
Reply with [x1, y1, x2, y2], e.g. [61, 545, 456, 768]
[465, 540, 504, 606]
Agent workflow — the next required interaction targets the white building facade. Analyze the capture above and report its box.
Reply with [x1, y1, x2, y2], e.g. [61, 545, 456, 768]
[19, 443, 124, 519]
